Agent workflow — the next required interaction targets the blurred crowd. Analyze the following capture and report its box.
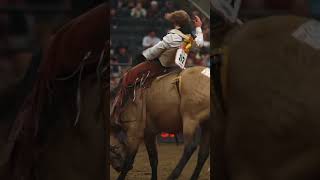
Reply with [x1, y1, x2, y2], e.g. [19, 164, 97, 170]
[111, 0, 182, 19]
[110, 0, 210, 91]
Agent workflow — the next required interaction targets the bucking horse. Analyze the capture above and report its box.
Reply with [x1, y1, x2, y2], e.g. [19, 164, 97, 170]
[110, 60, 210, 180]
[0, 3, 108, 180]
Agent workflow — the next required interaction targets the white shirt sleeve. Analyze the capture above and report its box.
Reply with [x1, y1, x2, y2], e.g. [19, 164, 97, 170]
[142, 33, 182, 60]
[194, 27, 204, 48]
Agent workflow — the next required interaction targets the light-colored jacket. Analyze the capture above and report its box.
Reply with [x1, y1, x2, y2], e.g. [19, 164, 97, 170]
[142, 27, 204, 67]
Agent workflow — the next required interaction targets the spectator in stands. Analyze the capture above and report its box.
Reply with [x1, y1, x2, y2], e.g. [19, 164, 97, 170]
[193, 52, 204, 66]
[110, 8, 117, 18]
[115, 46, 131, 64]
[114, 0, 130, 17]
[186, 57, 194, 67]
[160, 1, 176, 16]
[131, 2, 147, 18]
[147, 1, 160, 18]
[200, 49, 210, 66]
[115, 0, 125, 9]
[110, 40, 115, 56]
[127, 0, 135, 10]
[111, 57, 121, 76]
[142, 30, 160, 49]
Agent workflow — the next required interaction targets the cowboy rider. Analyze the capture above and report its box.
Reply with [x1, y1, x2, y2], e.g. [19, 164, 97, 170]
[134, 10, 204, 67]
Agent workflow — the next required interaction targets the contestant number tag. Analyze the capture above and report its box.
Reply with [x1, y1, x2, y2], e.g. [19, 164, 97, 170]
[175, 48, 188, 69]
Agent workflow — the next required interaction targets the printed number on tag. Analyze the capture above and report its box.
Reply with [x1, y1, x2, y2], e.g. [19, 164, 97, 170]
[175, 48, 188, 69]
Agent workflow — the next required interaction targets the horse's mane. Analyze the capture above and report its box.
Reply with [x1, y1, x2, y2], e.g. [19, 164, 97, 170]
[110, 78, 122, 100]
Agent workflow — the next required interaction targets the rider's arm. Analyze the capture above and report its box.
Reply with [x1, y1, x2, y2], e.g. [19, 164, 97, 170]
[142, 33, 182, 60]
[194, 27, 204, 48]
[193, 15, 204, 48]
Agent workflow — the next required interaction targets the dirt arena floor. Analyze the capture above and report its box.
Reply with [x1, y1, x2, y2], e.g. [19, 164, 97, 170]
[110, 143, 210, 180]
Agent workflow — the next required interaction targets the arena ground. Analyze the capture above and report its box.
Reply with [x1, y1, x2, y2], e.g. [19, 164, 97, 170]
[110, 143, 210, 180]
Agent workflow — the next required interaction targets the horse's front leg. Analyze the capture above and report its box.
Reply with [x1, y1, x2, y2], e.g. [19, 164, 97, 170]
[144, 132, 158, 180]
[117, 171, 128, 180]
[117, 150, 138, 180]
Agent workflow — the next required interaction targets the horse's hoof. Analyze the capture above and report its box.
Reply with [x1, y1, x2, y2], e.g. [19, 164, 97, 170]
[167, 175, 177, 180]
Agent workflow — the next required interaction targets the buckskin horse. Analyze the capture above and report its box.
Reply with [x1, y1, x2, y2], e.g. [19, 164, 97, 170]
[0, 3, 108, 180]
[211, 13, 320, 180]
[110, 60, 210, 180]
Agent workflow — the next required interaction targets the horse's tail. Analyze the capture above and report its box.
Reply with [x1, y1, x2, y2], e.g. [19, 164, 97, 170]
[0, 49, 42, 117]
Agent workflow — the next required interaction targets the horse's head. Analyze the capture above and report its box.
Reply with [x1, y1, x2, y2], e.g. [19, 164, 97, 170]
[109, 101, 136, 172]
[109, 122, 129, 172]
[109, 81, 146, 172]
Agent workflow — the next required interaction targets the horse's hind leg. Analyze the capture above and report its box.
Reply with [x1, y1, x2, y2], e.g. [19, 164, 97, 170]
[144, 132, 158, 180]
[190, 123, 210, 180]
[167, 119, 198, 180]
